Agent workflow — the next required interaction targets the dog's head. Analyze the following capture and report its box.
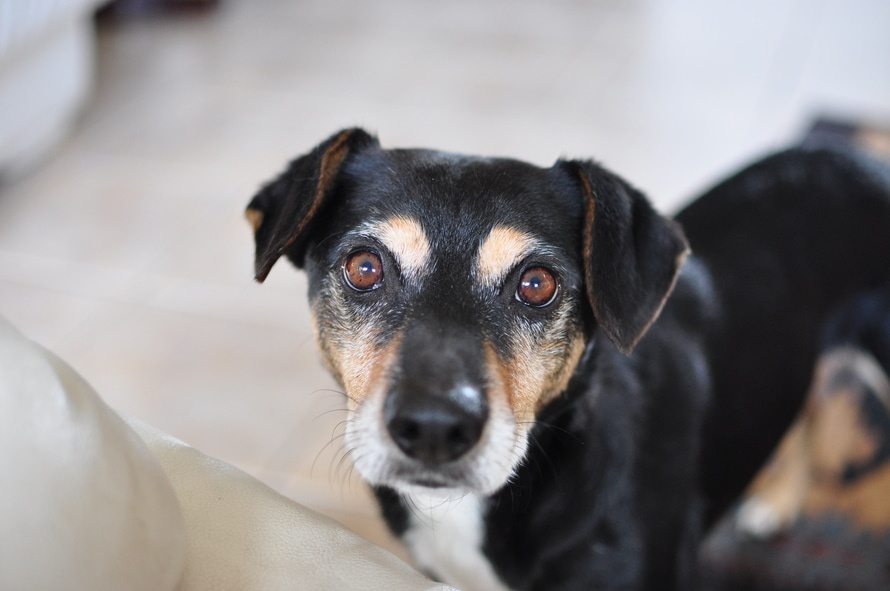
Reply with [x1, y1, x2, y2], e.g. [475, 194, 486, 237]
[246, 128, 688, 495]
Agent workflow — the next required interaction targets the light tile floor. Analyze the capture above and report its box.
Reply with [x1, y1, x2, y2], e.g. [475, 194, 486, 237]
[1, 0, 888, 553]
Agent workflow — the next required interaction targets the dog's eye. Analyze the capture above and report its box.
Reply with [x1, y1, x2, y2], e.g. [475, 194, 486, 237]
[343, 250, 384, 291]
[516, 266, 558, 307]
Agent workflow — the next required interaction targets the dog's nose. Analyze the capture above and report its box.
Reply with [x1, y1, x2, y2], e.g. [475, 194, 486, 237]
[385, 391, 485, 464]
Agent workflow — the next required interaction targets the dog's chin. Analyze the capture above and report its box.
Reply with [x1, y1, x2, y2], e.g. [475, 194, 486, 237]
[388, 463, 501, 496]
[391, 479, 471, 498]
[361, 457, 517, 497]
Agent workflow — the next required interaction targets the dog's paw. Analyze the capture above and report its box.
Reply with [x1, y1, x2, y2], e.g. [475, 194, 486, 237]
[735, 497, 784, 539]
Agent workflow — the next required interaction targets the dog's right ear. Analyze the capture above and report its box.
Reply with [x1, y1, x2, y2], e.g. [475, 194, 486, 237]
[245, 128, 379, 282]
[559, 159, 690, 354]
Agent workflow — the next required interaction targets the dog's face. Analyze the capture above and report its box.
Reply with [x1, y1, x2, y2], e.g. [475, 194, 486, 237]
[303, 148, 589, 494]
[247, 128, 688, 495]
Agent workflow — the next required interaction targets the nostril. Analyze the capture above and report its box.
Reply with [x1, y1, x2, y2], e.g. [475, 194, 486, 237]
[390, 417, 421, 447]
[439, 417, 481, 462]
[446, 424, 472, 449]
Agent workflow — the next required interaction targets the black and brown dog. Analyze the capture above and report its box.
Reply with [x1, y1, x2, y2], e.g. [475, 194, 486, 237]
[705, 284, 890, 590]
[245, 128, 890, 590]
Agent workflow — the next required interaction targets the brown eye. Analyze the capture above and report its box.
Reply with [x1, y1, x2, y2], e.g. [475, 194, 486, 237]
[516, 266, 558, 307]
[343, 250, 383, 291]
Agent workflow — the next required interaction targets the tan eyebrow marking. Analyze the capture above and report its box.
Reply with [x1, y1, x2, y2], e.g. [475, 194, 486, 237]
[476, 225, 538, 287]
[374, 215, 431, 280]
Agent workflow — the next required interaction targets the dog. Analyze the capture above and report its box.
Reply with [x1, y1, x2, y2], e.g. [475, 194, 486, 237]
[245, 128, 890, 590]
[703, 284, 890, 590]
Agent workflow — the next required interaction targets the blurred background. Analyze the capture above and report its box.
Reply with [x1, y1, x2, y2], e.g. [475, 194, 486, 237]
[1, 0, 888, 554]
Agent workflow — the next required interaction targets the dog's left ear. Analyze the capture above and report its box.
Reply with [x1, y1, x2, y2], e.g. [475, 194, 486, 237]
[560, 159, 690, 354]
[246, 127, 379, 282]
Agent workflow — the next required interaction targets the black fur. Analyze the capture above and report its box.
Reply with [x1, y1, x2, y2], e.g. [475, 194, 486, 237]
[246, 130, 890, 590]
[822, 284, 890, 375]
[247, 128, 378, 278]
[677, 150, 890, 525]
[560, 159, 690, 353]
[479, 288, 711, 590]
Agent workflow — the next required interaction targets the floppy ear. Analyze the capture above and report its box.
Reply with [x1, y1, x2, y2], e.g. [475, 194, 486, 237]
[245, 127, 379, 282]
[561, 159, 690, 354]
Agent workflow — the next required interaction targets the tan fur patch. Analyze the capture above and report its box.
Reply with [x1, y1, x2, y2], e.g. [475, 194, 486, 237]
[805, 464, 890, 531]
[742, 347, 890, 533]
[484, 332, 585, 422]
[312, 296, 402, 408]
[809, 387, 877, 479]
[743, 418, 811, 531]
[476, 226, 538, 288]
[375, 216, 431, 280]
[245, 208, 264, 232]
[310, 216, 418, 409]
[354, 333, 403, 408]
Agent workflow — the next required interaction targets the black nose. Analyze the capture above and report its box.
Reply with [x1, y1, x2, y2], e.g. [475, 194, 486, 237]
[385, 393, 486, 465]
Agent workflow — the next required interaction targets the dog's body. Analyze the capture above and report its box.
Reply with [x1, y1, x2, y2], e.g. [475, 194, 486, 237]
[247, 131, 890, 590]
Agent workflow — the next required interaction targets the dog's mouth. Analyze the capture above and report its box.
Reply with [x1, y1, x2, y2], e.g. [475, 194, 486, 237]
[410, 479, 446, 489]
[402, 474, 450, 489]
[391, 460, 494, 491]
[393, 471, 471, 495]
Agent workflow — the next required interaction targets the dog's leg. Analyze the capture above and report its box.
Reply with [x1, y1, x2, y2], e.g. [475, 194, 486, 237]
[735, 416, 811, 538]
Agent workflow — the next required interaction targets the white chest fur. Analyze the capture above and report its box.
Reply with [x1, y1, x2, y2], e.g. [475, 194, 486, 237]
[403, 492, 511, 591]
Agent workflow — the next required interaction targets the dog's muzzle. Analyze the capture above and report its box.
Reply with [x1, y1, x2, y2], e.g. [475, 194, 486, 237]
[347, 316, 527, 495]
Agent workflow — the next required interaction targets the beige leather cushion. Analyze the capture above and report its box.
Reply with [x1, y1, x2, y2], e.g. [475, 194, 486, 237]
[0, 317, 187, 591]
[134, 421, 453, 591]
[0, 316, 452, 591]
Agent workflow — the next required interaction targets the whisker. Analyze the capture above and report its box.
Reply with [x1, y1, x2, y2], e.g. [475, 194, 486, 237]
[517, 419, 578, 440]
[310, 430, 348, 478]
[310, 387, 359, 405]
[311, 407, 352, 421]
[336, 447, 356, 494]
